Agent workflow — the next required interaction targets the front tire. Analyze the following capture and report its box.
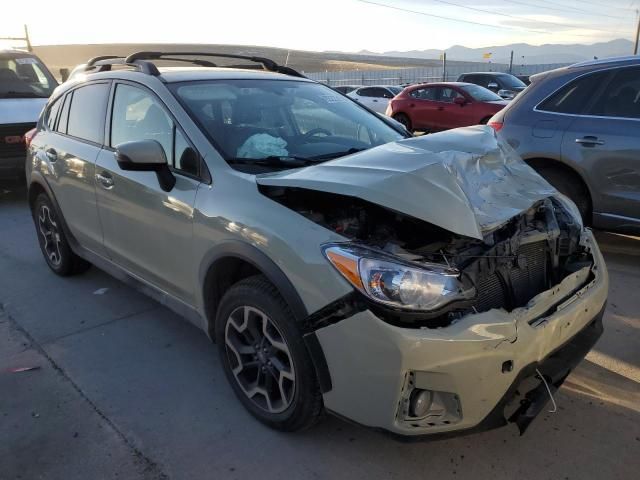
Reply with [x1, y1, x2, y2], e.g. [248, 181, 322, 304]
[215, 275, 323, 431]
[32, 193, 90, 276]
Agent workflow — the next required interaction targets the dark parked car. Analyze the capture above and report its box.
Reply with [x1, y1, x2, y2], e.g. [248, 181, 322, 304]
[386, 82, 507, 132]
[516, 75, 531, 86]
[457, 72, 527, 100]
[489, 56, 640, 234]
[332, 85, 360, 94]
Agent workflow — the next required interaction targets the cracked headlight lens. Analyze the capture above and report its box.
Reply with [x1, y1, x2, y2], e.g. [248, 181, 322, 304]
[323, 244, 475, 311]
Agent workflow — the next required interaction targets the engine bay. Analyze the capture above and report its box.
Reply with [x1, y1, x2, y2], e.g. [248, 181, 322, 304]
[261, 186, 593, 326]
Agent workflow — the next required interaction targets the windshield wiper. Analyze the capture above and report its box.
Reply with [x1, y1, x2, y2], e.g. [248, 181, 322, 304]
[0, 91, 48, 99]
[227, 156, 315, 168]
[308, 147, 366, 161]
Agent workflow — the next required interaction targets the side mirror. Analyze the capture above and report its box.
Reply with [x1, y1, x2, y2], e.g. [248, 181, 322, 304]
[115, 140, 175, 192]
[454, 96, 467, 106]
[487, 82, 499, 90]
[59, 68, 70, 82]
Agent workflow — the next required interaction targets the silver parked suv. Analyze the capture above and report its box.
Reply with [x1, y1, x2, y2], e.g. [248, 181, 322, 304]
[26, 52, 608, 438]
[489, 56, 640, 234]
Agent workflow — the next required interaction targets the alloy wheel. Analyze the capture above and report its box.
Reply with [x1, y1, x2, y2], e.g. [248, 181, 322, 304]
[224, 306, 296, 413]
[38, 204, 62, 266]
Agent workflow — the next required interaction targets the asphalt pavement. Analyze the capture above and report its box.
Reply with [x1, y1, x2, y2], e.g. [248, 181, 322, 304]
[1, 183, 639, 480]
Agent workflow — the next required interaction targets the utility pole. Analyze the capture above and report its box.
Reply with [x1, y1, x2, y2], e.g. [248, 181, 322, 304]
[24, 24, 32, 52]
[441, 52, 447, 81]
[0, 24, 32, 52]
[634, 11, 640, 55]
[509, 50, 514, 74]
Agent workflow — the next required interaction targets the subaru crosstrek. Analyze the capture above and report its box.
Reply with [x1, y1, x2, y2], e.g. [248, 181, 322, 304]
[26, 52, 608, 437]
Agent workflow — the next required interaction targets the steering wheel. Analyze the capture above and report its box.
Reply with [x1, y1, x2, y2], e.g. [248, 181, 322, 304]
[303, 128, 332, 139]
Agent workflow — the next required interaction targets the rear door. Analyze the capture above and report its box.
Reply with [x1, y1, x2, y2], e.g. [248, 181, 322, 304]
[39, 82, 110, 256]
[561, 65, 640, 225]
[95, 81, 203, 304]
[406, 86, 439, 129]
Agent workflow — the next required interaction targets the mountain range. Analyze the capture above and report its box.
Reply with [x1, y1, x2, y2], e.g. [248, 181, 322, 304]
[360, 39, 635, 65]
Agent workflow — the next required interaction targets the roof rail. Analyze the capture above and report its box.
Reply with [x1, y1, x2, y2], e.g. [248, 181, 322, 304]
[569, 55, 640, 69]
[123, 51, 306, 78]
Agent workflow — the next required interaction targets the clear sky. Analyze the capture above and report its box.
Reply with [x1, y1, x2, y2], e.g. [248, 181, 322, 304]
[2, 0, 639, 52]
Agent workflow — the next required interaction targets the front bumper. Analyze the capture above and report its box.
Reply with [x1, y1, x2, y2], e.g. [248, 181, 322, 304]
[0, 155, 25, 180]
[315, 229, 608, 436]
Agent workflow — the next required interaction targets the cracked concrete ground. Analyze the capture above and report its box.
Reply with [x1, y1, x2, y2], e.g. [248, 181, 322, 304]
[1, 183, 639, 480]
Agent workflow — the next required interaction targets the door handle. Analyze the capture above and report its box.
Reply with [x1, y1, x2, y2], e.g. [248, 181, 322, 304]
[372, 99, 378, 102]
[96, 172, 114, 189]
[437, 106, 444, 111]
[45, 148, 57, 162]
[409, 103, 415, 108]
[575, 136, 605, 146]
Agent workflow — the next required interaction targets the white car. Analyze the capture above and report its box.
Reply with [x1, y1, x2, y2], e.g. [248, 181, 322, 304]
[347, 85, 403, 114]
[1, 49, 57, 180]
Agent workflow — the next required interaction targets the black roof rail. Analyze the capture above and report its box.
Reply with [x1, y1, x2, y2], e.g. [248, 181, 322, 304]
[123, 51, 306, 78]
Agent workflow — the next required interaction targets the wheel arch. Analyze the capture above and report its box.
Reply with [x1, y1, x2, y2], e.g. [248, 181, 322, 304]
[524, 157, 594, 218]
[199, 241, 309, 339]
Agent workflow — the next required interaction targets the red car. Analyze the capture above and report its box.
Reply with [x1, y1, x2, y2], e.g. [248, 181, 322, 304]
[386, 82, 508, 132]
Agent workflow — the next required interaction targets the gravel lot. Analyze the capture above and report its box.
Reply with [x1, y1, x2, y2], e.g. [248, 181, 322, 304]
[1, 183, 639, 480]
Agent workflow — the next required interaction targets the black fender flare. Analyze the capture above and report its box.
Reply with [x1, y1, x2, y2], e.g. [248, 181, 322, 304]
[199, 240, 332, 392]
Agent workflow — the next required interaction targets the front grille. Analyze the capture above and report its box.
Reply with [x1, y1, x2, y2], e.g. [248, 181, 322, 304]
[0, 123, 35, 158]
[475, 240, 548, 312]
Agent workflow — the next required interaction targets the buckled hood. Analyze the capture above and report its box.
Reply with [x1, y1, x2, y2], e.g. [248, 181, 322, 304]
[256, 126, 556, 240]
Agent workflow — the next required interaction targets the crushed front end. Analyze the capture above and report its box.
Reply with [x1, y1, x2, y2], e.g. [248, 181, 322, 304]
[285, 192, 607, 437]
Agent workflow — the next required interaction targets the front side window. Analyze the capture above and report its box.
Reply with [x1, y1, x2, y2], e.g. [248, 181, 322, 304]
[111, 84, 199, 176]
[0, 55, 57, 98]
[438, 87, 464, 103]
[170, 79, 404, 171]
[588, 66, 640, 119]
[538, 71, 610, 115]
[410, 87, 437, 100]
[66, 83, 110, 144]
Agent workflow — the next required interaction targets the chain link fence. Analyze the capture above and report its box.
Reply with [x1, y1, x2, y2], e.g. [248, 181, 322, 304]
[306, 62, 570, 86]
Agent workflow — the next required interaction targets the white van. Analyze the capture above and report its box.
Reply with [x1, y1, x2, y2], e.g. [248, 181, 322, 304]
[1, 49, 57, 180]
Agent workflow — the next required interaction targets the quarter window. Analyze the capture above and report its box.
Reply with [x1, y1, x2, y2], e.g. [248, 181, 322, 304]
[56, 94, 71, 134]
[46, 97, 62, 130]
[537, 71, 610, 115]
[66, 83, 110, 144]
[588, 67, 640, 119]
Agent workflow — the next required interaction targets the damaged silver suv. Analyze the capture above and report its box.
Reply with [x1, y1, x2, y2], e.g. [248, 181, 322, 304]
[26, 52, 608, 438]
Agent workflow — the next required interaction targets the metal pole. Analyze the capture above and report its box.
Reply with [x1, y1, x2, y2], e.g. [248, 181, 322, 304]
[24, 24, 32, 52]
[441, 52, 447, 81]
[509, 50, 514, 74]
[634, 11, 640, 55]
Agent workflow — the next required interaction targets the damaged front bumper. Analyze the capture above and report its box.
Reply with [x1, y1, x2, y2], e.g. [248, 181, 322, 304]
[314, 229, 608, 437]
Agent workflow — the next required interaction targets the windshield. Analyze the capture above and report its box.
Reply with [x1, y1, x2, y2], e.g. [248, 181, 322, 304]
[171, 79, 404, 171]
[496, 74, 527, 89]
[461, 84, 503, 102]
[388, 86, 402, 95]
[0, 55, 57, 98]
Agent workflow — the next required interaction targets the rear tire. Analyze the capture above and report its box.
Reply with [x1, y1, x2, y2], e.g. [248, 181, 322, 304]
[215, 275, 323, 432]
[32, 193, 90, 276]
[393, 113, 412, 132]
[536, 167, 591, 223]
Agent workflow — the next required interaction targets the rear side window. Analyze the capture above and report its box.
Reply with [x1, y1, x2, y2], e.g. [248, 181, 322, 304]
[537, 71, 610, 115]
[66, 83, 110, 144]
[588, 66, 640, 119]
[46, 97, 62, 130]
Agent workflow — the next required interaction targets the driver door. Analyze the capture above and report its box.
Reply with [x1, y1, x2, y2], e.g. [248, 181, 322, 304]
[95, 82, 203, 304]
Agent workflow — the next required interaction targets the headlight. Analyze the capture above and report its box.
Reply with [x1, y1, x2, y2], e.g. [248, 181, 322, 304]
[323, 244, 475, 311]
[553, 193, 583, 229]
